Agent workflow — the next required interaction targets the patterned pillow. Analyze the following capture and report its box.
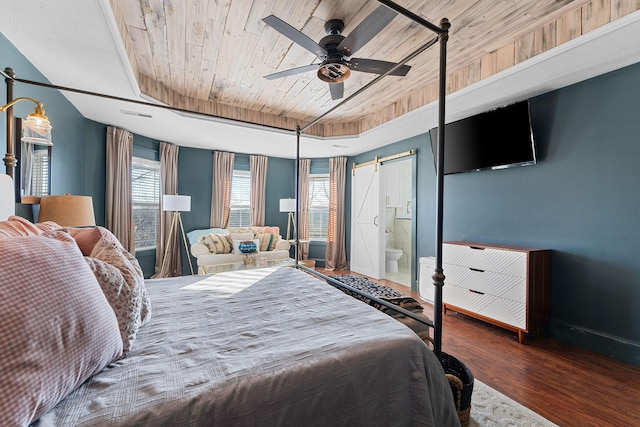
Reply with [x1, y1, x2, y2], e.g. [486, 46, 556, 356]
[0, 231, 123, 426]
[85, 256, 144, 354]
[90, 236, 152, 327]
[257, 232, 279, 251]
[199, 233, 232, 254]
[233, 238, 260, 254]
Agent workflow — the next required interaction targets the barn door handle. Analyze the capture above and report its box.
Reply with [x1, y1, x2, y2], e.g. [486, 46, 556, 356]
[373, 215, 378, 226]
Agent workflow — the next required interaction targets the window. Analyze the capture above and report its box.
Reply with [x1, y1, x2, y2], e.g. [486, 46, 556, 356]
[229, 170, 251, 227]
[308, 174, 329, 241]
[30, 148, 49, 197]
[131, 157, 160, 251]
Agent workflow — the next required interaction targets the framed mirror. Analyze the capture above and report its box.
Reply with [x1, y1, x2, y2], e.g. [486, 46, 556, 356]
[14, 118, 51, 203]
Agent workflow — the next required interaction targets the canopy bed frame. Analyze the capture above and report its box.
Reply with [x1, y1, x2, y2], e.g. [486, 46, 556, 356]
[291, 0, 450, 358]
[2, 2, 456, 425]
[2, 1, 449, 355]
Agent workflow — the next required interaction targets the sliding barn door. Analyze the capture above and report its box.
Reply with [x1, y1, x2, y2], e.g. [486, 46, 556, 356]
[350, 163, 384, 279]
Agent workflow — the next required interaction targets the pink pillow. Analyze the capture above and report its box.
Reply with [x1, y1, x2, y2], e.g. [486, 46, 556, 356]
[68, 226, 103, 256]
[0, 231, 123, 426]
[35, 221, 62, 234]
[0, 215, 41, 238]
[0, 216, 61, 239]
[254, 226, 280, 235]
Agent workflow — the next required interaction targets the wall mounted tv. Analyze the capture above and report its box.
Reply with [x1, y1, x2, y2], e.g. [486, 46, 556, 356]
[429, 100, 536, 175]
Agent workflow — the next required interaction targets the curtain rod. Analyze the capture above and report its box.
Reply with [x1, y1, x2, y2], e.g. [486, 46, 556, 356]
[351, 149, 416, 174]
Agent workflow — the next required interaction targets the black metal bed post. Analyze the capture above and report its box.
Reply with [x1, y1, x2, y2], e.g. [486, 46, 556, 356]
[294, 125, 301, 266]
[3, 67, 16, 178]
[433, 18, 450, 359]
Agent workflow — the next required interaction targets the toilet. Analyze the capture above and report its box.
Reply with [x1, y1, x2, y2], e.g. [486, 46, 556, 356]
[384, 234, 403, 273]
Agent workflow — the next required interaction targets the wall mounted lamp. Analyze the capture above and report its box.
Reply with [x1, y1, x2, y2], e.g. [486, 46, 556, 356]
[0, 97, 53, 146]
[3, 67, 53, 180]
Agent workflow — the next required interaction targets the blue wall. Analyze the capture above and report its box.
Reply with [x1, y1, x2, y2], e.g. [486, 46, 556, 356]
[355, 62, 640, 365]
[3, 30, 638, 365]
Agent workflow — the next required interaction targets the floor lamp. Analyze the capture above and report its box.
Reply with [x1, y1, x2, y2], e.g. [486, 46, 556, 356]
[279, 198, 296, 241]
[161, 194, 194, 276]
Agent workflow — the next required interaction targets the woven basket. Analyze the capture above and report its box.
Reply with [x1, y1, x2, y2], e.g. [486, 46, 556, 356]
[441, 352, 474, 427]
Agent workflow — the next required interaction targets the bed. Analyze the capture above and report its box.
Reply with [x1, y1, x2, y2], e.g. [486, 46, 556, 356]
[0, 173, 459, 426]
[41, 269, 458, 426]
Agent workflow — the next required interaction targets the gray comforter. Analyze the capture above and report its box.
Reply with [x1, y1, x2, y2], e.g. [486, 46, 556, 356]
[36, 267, 459, 426]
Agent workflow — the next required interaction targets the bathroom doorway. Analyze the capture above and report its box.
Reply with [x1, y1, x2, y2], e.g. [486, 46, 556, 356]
[381, 158, 414, 288]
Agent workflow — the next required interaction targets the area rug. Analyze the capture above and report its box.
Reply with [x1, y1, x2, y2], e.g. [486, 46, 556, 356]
[471, 380, 558, 427]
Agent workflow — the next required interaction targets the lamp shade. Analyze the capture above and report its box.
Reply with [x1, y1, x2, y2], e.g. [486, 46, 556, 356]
[163, 194, 191, 212]
[279, 198, 296, 213]
[38, 194, 96, 227]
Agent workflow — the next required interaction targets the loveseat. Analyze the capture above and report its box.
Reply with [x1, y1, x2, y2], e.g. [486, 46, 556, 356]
[187, 226, 291, 274]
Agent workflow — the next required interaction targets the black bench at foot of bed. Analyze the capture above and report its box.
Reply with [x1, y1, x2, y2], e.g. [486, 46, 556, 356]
[328, 275, 433, 346]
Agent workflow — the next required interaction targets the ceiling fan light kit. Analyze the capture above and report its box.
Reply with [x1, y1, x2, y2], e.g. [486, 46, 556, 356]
[262, 5, 411, 100]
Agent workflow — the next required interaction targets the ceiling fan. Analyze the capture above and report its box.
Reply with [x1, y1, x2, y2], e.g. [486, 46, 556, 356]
[262, 5, 411, 100]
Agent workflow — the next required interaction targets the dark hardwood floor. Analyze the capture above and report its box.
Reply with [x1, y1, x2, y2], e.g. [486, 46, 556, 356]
[317, 268, 640, 427]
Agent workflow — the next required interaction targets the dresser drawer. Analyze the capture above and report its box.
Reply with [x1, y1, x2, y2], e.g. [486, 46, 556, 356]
[443, 263, 527, 303]
[443, 283, 526, 329]
[443, 243, 527, 278]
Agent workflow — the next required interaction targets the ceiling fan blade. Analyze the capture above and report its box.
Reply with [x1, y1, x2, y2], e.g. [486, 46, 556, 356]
[336, 5, 398, 56]
[348, 58, 411, 76]
[263, 15, 327, 58]
[263, 63, 320, 80]
[329, 82, 344, 100]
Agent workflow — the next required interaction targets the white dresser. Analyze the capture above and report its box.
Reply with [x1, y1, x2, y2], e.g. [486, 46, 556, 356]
[442, 241, 551, 343]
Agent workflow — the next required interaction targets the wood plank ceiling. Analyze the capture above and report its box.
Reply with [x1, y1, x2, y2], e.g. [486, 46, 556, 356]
[108, 0, 639, 138]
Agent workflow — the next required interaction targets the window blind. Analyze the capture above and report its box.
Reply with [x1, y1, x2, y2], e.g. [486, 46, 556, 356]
[31, 149, 49, 197]
[229, 170, 252, 227]
[132, 157, 160, 250]
[308, 174, 329, 240]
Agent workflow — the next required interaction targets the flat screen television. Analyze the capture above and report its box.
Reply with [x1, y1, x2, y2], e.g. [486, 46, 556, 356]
[429, 100, 536, 175]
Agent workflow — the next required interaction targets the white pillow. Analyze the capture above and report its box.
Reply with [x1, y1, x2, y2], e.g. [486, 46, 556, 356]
[233, 238, 260, 255]
[275, 238, 291, 251]
[229, 232, 254, 241]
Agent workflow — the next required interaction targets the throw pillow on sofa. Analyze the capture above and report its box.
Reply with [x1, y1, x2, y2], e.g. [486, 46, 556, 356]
[232, 238, 260, 255]
[199, 233, 232, 254]
[227, 227, 256, 237]
[257, 232, 279, 251]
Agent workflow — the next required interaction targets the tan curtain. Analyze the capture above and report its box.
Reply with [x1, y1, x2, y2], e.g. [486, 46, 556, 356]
[210, 151, 234, 228]
[105, 126, 135, 253]
[250, 155, 268, 226]
[325, 156, 348, 270]
[297, 158, 310, 260]
[153, 142, 180, 278]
